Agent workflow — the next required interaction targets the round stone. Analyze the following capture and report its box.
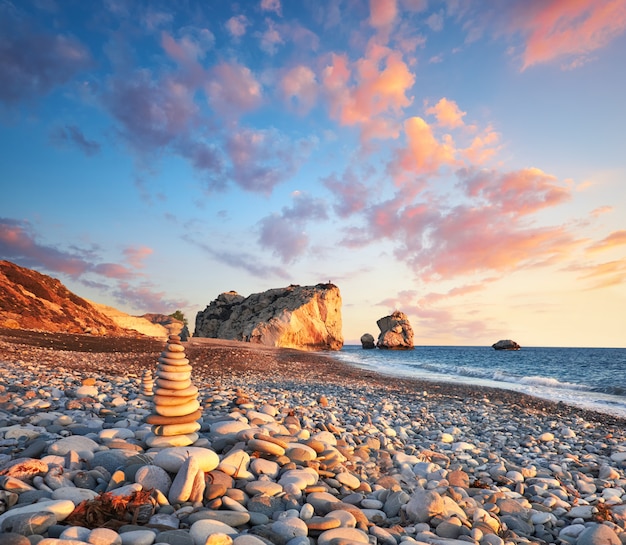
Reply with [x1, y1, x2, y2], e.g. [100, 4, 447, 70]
[161, 350, 187, 360]
[84, 527, 123, 545]
[145, 432, 199, 448]
[154, 398, 200, 417]
[154, 394, 198, 407]
[317, 527, 369, 545]
[158, 363, 193, 374]
[135, 465, 172, 494]
[146, 409, 202, 426]
[156, 378, 192, 390]
[154, 421, 202, 437]
[248, 438, 285, 456]
[153, 447, 220, 473]
[190, 520, 239, 545]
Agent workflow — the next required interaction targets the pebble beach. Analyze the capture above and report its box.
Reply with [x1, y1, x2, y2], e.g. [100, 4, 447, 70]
[0, 329, 625, 545]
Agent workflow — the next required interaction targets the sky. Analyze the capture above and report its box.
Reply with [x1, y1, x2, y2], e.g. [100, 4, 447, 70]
[1, 0, 625, 348]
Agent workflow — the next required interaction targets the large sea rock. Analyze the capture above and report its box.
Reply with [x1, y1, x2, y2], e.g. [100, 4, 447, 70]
[376, 310, 414, 350]
[194, 283, 343, 351]
[492, 339, 521, 350]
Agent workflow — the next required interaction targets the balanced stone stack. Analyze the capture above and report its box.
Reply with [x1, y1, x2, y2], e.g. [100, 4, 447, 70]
[144, 335, 201, 448]
[140, 369, 154, 397]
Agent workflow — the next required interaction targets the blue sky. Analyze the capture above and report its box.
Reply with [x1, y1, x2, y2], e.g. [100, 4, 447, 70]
[1, 0, 625, 347]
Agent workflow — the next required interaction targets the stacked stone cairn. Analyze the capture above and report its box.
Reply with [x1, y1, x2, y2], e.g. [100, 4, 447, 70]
[144, 334, 201, 448]
[139, 369, 154, 397]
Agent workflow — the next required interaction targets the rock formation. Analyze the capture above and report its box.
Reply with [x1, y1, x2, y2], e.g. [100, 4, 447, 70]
[145, 334, 201, 448]
[194, 283, 343, 351]
[492, 339, 521, 350]
[140, 369, 154, 397]
[376, 310, 414, 350]
[360, 333, 376, 349]
[0, 260, 129, 335]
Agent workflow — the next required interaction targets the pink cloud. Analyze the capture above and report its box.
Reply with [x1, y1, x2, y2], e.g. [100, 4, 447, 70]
[124, 246, 153, 268]
[322, 45, 415, 141]
[92, 263, 135, 280]
[460, 167, 572, 216]
[206, 62, 262, 117]
[0, 218, 91, 277]
[370, 0, 398, 29]
[587, 230, 626, 253]
[113, 281, 189, 313]
[401, 205, 581, 280]
[391, 116, 457, 179]
[574, 259, 626, 289]
[512, 0, 626, 70]
[425, 98, 466, 129]
[261, 0, 282, 16]
[226, 15, 249, 38]
[461, 127, 500, 165]
[280, 65, 318, 114]
[322, 170, 371, 218]
[591, 205, 613, 217]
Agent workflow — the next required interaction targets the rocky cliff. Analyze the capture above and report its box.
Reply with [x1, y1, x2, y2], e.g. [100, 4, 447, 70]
[0, 260, 130, 335]
[376, 310, 414, 349]
[194, 283, 343, 351]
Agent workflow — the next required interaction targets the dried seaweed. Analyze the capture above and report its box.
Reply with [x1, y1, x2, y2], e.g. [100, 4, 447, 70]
[64, 489, 156, 529]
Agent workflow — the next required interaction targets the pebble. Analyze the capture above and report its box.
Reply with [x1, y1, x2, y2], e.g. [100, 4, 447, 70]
[0, 341, 625, 545]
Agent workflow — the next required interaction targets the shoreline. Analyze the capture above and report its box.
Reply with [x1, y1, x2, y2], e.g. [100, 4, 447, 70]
[1, 327, 625, 429]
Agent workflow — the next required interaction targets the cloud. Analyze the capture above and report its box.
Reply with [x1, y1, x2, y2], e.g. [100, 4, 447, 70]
[259, 19, 285, 54]
[49, 125, 101, 156]
[104, 70, 198, 150]
[112, 281, 189, 313]
[0, 5, 92, 104]
[261, 0, 282, 16]
[225, 128, 315, 194]
[123, 246, 153, 268]
[182, 234, 288, 278]
[426, 10, 444, 32]
[587, 230, 626, 253]
[591, 205, 613, 217]
[460, 167, 572, 216]
[425, 98, 466, 129]
[391, 116, 457, 180]
[206, 62, 263, 118]
[322, 45, 415, 141]
[257, 192, 328, 262]
[573, 259, 626, 289]
[226, 15, 249, 38]
[322, 169, 371, 218]
[0, 218, 91, 277]
[92, 262, 136, 280]
[370, 0, 398, 30]
[280, 65, 318, 113]
[510, 0, 626, 70]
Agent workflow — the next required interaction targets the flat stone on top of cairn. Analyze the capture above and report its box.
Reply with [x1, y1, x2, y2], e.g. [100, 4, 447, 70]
[144, 334, 201, 448]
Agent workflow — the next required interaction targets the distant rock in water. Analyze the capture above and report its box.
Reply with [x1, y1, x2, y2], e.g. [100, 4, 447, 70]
[194, 283, 343, 351]
[376, 310, 414, 350]
[360, 333, 376, 349]
[492, 339, 521, 350]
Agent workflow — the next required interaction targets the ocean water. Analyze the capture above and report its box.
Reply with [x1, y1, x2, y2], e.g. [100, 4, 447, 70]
[332, 345, 626, 419]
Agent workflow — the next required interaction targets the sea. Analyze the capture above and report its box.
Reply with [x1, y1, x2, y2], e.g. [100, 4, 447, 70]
[331, 345, 626, 419]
